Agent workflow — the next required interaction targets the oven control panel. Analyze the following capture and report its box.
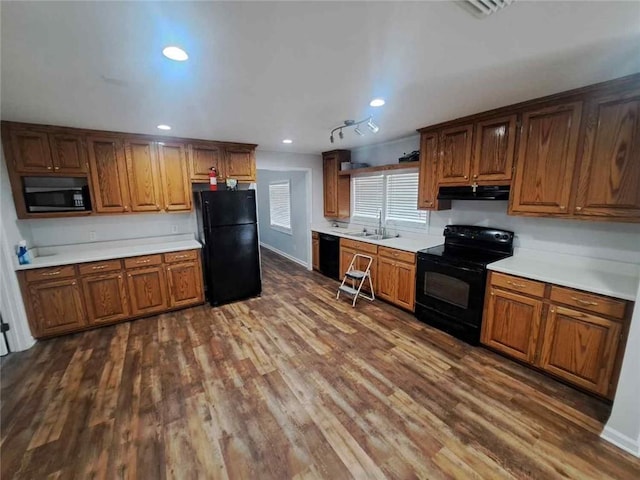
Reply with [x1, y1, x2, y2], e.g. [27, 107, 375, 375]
[443, 225, 513, 244]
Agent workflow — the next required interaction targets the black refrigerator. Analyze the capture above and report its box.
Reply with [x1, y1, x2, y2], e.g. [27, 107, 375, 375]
[195, 190, 262, 306]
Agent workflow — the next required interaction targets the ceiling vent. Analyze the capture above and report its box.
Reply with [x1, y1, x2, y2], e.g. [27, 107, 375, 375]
[463, 0, 516, 17]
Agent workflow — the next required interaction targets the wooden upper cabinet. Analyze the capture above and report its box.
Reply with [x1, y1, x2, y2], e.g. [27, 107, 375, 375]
[189, 143, 225, 182]
[539, 306, 621, 396]
[225, 146, 255, 182]
[49, 133, 88, 173]
[158, 142, 192, 211]
[28, 278, 86, 337]
[575, 89, 640, 220]
[418, 131, 449, 211]
[10, 128, 53, 173]
[510, 102, 583, 215]
[86, 136, 131, 213]
[439, 123, 474, 184]
[481, 287, 543, 364]
[124, 138, 163, 212]
[322, 150, 350, 218]
[473, 114, 517, 182]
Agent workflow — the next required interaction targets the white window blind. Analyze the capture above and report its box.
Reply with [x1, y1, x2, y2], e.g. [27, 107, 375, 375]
[269, 181, 291, 231]
[385, 172, 427, 223]
[352, 175, 384, 219]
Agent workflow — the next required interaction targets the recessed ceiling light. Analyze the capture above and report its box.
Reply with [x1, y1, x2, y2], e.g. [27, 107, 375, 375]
[282, 139, 293, 144]
[157, 124, 172, 130]
[369, 98, 385, 107]
[162, 46, 189, 61]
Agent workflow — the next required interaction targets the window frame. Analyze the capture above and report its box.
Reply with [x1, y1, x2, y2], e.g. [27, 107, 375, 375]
[268, 180, 292, 235]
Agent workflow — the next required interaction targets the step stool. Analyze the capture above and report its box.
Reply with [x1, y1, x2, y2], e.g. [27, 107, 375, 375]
[336, 254, 375, 307]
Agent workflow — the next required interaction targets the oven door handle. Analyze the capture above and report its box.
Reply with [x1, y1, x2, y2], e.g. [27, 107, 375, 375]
[420, 258, 483, 274]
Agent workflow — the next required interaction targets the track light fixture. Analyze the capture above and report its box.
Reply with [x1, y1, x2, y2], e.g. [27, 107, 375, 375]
[329, 117, 379, 143]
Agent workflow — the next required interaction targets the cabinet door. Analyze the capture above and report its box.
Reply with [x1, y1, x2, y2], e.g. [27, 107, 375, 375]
[481, 288, 543, 363]
[158, 142, 192, 211]
[126, 266, 168, 316]
[323, 154, 339, 217]
[124, 138, 163, 212]
[10, 128, 53, 172]
[166, 261, 203, 308]
[87, 136, 131, 213]
[49, 133, 88, 173]
[396, 261, 416, 311]
[356, 253, 377, 294]
[312, 238, 320, 271]
[439, 124, 473, 184]
[225, 146, 255, 181]
[539, 306, 621, 396]
[575, 90, 640, 220]
[28, 279, 86, 337]
[189, 143, 225, 182]
[81, 272, 130, 325]
[339, 247, 356, 280]
[510, 102, 582, 215]
[473, 114, 517, 182]
[418, 131, 449, 210]
[377, 257, 396, 302]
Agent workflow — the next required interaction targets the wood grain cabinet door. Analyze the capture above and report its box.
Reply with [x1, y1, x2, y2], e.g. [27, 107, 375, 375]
[81, 272, 130, 325]
[87, 136, 131, 213]
[539, 306, 621, 396]
[126, 266, 168, 315]
[124, 138, 163, 212]
[481, 288, 543, 364]
[10, 128, 53, 173]
[418, 131, 448, 210]
[339, 247, 356, 280]
[357, 253, 377, 294]
[377, 257, 396, 302]
[166, 261, 203, 308]
[473, 114, 517, 182]
[575, 89, 640, 220]
[28, 279, 86, 337]
[312, 238, 320, 271]
[225, 146, 255, 181]
[49, 133, 88, 173]
[189, 143, 225, 182]
[158, 142, 192, 211]
[323, 154, 338, 217]
[510, 102, 582, 215]
[439, 124, 474, 184]
[395, 261, 416, 311]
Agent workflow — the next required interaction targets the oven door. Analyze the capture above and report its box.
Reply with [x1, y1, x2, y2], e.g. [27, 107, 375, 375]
[415, 255, 486, 328]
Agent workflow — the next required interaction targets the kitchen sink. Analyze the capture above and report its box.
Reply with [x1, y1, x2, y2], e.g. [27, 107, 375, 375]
[348, 232, 396, 240]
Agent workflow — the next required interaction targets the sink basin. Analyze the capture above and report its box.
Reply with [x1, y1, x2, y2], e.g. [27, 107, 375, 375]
[349, 232, 396, 240]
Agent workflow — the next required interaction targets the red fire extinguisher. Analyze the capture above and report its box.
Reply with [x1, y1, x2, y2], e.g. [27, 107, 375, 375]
[209, 167, 218, 191]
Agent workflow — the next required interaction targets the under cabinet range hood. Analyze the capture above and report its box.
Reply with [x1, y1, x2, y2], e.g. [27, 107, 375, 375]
[437, 185, 510, 201]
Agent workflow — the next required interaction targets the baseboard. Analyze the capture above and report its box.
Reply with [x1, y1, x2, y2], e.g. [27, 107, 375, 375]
[260, 242, 310, 269]
[601, 426, 640, 457]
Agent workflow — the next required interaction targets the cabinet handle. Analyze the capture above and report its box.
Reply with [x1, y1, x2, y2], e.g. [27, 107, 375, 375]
[464, 175, 468, 179]
[92, 265, 108, 270]
[575, 206, 583, 211]
[571, 297, 598, 307]
[136, 259, 151, 264]
[42, 270, 61, 276]
[473, 174, 478, 179]
[118, 275, 122, 279]
[54, 166, 60, 171]
[128, 274, 132, 277]
[560, 205, 566, 210]
[124, 206, 129, 211]
[71, 281, 76, 285]
[47, 166, 52, 170]
[506, 280, 527, 288]
[174, 254, 187, 259]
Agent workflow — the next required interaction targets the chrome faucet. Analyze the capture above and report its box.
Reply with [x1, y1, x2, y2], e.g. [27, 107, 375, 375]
[377, 210, 386, 237]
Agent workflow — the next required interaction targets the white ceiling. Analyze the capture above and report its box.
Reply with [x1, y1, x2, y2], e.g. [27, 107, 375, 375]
[2, 1, 639, 154]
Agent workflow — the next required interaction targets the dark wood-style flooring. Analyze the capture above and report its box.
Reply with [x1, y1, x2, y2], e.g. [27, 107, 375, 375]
[2, 249, 639, 479]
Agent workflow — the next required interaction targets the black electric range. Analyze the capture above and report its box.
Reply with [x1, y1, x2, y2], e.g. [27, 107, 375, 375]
[415, 225, 514, 345]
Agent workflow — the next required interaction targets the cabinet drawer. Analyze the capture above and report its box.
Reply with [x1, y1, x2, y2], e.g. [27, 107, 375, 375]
[550, 286, 626, 319]
[312, 231, 319, 239]
[25, 265, 76, 283]
[341, 238, 378, 255]
[378, 246, 415, 264]
[164, 250, 199, 263]
[78, 259, 123, 276]
[491, 272, 545, 298]
[124, 254, 162, 269]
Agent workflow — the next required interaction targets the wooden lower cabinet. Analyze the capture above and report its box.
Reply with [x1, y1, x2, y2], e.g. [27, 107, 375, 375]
[481, 271, 630, 399]
[482, 288, 542, 363]
[166, 261, 204, 308]
[539, 306, 622, 396]
[81, 272, 130, 325]
[339, 245, 377, 294]
[19, 249, 204, 338]
[377, 256, 416, 311]
[27, 278, 86, 336]
[312, 234, 320, 271]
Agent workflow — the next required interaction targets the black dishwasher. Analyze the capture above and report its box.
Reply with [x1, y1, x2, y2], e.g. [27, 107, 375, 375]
[319, 233, 340, 280]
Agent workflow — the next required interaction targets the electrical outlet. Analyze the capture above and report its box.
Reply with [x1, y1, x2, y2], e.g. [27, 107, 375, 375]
[89, 231, 97, 241]
[171, 225, 178, 234]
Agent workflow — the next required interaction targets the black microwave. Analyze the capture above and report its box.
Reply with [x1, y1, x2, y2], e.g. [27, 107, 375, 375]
[24, 185, 92, 213]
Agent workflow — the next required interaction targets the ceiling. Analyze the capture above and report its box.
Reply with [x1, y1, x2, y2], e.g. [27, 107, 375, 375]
[2, 1, 639, 154]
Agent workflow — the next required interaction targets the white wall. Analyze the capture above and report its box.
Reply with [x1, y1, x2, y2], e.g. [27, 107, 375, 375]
[351, 135, 419, 168]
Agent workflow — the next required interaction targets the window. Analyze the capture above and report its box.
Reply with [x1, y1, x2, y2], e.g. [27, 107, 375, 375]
[352, 175, 384, 219]
[269, 181, 291, 232]
[351, 171, 426, 225]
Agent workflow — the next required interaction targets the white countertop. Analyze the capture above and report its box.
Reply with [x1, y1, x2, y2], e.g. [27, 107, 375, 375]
[488, 249, 640, 301]
[311, 225, 443, 253]
[15, 234, 202, 271]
